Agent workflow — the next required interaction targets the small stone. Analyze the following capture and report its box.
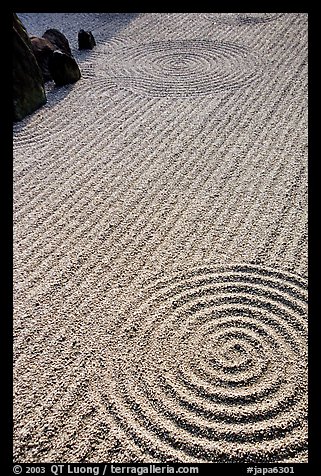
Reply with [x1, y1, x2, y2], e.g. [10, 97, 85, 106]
[78, 29, 96, 50]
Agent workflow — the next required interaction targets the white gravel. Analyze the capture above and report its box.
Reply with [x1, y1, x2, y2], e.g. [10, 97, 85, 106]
[13, 12, 308, 463]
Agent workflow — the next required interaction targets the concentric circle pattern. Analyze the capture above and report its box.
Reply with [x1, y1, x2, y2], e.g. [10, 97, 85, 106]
[107, 264, 307, 462]
[103, 40, 260, 97]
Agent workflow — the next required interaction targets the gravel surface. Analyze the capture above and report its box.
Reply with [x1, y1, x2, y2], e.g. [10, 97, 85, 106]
[13, 13, 308, 463]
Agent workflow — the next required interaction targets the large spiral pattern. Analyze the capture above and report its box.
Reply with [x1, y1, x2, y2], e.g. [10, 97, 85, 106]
[105, 264, 307, 462]
[102, 40, 260, 97]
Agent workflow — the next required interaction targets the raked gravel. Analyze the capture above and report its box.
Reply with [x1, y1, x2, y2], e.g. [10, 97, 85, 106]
[13, 13, 308, 463]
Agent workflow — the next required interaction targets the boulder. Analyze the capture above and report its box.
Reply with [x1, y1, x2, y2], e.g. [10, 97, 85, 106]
[78, 29, 96, 50]
[13, 13, 46, 121]
[29, 28, 81, 86]
[30, 36, 55, 82]
[42, 28, 72, 56]
[48, 50, 81, 86]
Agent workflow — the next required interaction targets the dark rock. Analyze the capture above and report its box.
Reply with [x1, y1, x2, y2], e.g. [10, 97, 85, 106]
[42, 28, 72, 56]
[30, 36, 55, 82]
[48, 50, 81, 86]
[13, 13, 46, 121]
[78, 29, 96, 50]
[27, 28, 82, 86]
[41, 28, 81, 86]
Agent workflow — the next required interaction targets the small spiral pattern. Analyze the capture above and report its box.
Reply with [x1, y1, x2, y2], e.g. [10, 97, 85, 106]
[105, 264, 307, 462]
[202, 13, 284, 25]
[237, 13, 284, 24]
[101, 40, 260, 97]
